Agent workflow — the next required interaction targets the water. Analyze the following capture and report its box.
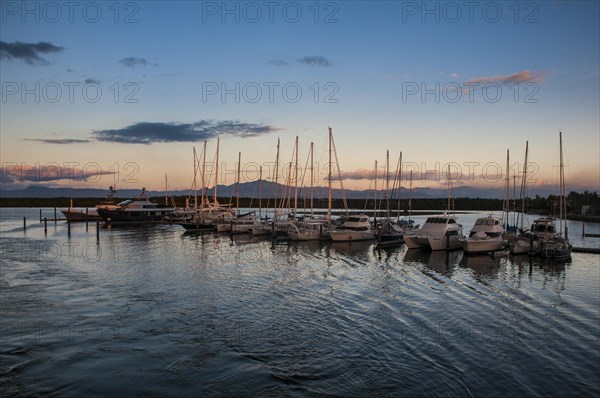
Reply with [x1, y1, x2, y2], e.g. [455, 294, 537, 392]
[1, 208, 599, 396]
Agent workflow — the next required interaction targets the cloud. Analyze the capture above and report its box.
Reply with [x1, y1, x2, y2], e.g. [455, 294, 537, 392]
[119, 57, 156, 67]
[449, 72, 459, 78]
[84, 78, 100, 84]
[267, 59, 289, 66]
[93, 120, 280, 144]
[464, 70, 545, 85]
[327, 168, 374, 181]
[297, 56, 331, 67]
[1, 164, 113, 183]
[0, 41, 64, 65]
[24, 138, 91, 144]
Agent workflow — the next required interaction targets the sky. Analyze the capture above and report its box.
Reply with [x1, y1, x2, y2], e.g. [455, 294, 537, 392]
[1, 0, 599, 196]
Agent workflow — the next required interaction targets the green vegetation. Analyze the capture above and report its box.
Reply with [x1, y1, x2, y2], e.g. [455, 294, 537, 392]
[1, 191, 598, 219]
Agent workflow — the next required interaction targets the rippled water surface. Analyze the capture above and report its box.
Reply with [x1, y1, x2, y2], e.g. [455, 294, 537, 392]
[1, 208, 599, 396]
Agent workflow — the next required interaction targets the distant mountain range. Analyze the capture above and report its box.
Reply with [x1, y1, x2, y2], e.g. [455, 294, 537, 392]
[0, 180, 564, 199]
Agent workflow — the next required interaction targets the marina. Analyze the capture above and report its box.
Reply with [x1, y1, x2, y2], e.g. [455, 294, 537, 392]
[1, 207, 599, 396]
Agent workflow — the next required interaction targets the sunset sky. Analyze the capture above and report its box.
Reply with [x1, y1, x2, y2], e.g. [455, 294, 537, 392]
[1, 1, 599, 195]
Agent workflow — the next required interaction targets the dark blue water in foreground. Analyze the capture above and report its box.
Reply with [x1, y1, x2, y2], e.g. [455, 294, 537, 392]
[1, 208, 599, 396]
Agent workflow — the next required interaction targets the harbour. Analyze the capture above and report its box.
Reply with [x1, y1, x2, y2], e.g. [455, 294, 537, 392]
[1, 207, 599, 396]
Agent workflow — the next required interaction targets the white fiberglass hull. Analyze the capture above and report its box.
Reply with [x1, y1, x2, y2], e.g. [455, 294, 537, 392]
[288, 230, 323, 241]
[329, 229, 375, 242]
[428, 234, 463, 251]
[462, 237, 507, 254]
[404, 234, 431, 249]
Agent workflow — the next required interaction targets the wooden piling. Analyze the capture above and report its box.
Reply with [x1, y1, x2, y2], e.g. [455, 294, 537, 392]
[23, 217, 26, 231]
[67, 220, 71, 236]
[96, 221, 100, 243]
[39, 209, 42, 222]
[44, 217, 47, 234]
[54, 207, 57, 223]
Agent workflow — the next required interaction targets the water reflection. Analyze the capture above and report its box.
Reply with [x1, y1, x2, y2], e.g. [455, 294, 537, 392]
[460, 254, 500, 278]
[403, 249, 461, 276]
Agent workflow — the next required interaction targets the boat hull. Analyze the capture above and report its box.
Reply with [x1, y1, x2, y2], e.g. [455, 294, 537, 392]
[404, 234, 430, 249]
[462, 238, 507, 254]
[97, 208, 173, 223]
[61, 210, 102, 222]
[180, 222, 215, 231]
[428, 234, 463, 251]
[329, 230, 375, 242]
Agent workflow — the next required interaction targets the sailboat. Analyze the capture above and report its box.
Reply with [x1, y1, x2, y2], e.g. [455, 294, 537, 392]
[375, 151, 404, 248]
[508, 141, 538, 255]
[179, 144, 216, 231]
[539, 131, 572, 259]
[231, 152, 261, 234]
[288, 141, 330, 241]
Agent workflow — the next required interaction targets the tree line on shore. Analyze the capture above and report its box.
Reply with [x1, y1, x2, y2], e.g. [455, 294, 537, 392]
[2, 191, 598, 218]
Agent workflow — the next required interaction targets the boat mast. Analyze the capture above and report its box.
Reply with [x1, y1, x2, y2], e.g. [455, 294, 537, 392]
[236, 152, 241, 216]
[519, 141, 529, 230]
[258, 166, 263, 221]
[373, 160, 378, 222]
[274, 138, 280, 221]
[447, 165, 452, 213]
[310, 142, 314, 218]
[502, 149, 510, 228]
[559, 130, 564, 237]
[330, 129, 349, 215]
[396, 151, 402, 221]
[408, 170, 413, 223]
[214, 138, 220, 206]
[201, 141, 207, 212]
[193, 146, 198, 210]
[327, 127, 332, 222]
[385, 150, 390, 222]
[294, 135, 299, 216]
[164, 174, 168, 206]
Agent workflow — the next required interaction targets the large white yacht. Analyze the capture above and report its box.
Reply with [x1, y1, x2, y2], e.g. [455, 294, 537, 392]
[328, 214, 376, 242]
[96, 188, 175, 223]
[461, 215, 507, 254]
[404, 213, 463, 250]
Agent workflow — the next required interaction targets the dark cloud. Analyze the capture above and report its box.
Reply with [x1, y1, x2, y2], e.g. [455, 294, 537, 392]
[24, 138, 91, 144]
[267, 59, 289, 66]
[84, 78, 100, 84]
[0, 41, 64, 65]
[1, 164, 112, 183]
[120, 57, 156, 67]
[93, 120, 280, 144]
[297, 56, 331, 67]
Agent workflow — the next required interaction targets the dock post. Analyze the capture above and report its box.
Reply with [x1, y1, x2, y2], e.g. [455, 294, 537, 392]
[54, 207, 57, 223]
[44, 217, 48, 234]
[67, 220, 71, 236]
[23, 217, 26, 231]
[582, 224, 585, 238]
[96, 221, 100, 243]
[85, 208, 89, 230]
[39, 209, 42, 222]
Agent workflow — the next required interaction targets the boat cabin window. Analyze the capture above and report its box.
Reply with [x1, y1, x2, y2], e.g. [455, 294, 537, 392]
[118, 199, 133, 206]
